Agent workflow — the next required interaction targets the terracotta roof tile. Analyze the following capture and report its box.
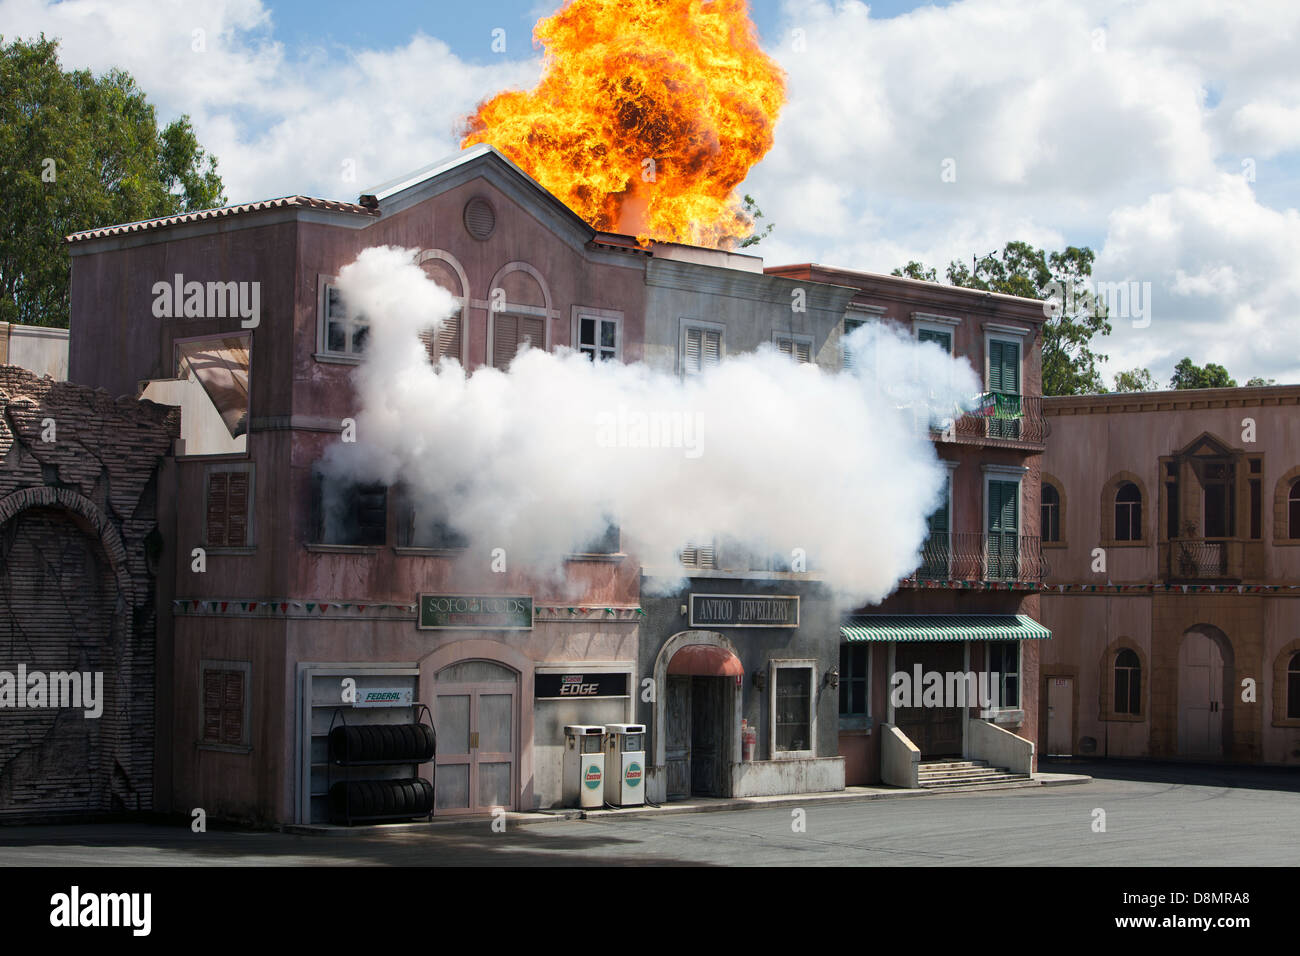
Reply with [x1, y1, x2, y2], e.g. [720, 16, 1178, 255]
[65, 195, 378, 243]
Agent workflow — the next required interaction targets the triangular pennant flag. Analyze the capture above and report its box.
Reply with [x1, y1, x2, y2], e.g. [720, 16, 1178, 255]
[220, 602, 228, 613]
[306, 603, 315, 612]
[280, 602, 289, 612]
[1181, 585, 1188, 594]
[250, 602, 257, 611]
[192, 600, 200, 611]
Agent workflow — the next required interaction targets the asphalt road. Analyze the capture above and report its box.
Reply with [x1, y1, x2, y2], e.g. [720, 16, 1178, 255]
[1, 761, 1298, 866]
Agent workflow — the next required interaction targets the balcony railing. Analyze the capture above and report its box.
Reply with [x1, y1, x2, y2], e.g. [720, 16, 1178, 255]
[949, 394, 1047, 446]
[903, 532, 1048, 585]
[1165, 537, 1239, 581]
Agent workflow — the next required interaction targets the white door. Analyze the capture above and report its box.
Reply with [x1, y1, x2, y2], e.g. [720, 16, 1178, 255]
[1046, 677, 1073, 755]
[1178, 632, 1223, 757]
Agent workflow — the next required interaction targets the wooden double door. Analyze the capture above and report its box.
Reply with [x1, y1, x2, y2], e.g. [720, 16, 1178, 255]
[434, 680, 517, 813]
[665, 676, 728, 800]
[894, 643, 965, 756]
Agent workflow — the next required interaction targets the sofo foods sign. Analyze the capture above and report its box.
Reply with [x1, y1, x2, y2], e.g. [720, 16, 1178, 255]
[418, 594, 533, 630]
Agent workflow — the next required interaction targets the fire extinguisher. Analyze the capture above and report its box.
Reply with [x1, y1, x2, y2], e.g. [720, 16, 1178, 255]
[741, 720, 757, 762]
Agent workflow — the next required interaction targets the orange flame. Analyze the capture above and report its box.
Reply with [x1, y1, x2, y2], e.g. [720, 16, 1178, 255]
[460, 0, 785, 247]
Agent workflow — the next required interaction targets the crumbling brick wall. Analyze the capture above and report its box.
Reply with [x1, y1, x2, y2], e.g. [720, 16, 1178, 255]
[0, 365, 179, 818]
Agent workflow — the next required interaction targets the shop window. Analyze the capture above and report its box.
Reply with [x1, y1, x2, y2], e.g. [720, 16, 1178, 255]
[986, 641, 1020, 708]
[206, 465, 253, 548]
[200, 661, 250, 750]
[1114, 649, 1141, 716]
[772, 663, 814, 754]
[839, 644, 869, 728]
[318, 280, 369, 358]
[1041, 483, 1060, 543]
[1115, 482, 1142, 541]
[312, 469, 387, 546]
[1289, 652, 1300, 720]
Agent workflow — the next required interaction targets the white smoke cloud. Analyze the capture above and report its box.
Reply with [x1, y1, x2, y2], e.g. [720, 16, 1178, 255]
[323, 246, 982, 608]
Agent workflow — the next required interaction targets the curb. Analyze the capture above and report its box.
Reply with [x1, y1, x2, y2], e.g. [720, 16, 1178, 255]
[281, 773, 1093, 836]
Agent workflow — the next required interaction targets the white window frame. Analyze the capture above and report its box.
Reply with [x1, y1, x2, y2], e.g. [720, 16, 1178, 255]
[983, 328, 1028, 394]
[769, 658, 818, 758]
[198, 659, 252, 753]
[316, 275, 369, 363]
[679, 318, 725, 378]
[203, 461, 256, 552]
[571, 306, 623, 363]
[912, 312, 961, 352]
[772, 331, 814, 363]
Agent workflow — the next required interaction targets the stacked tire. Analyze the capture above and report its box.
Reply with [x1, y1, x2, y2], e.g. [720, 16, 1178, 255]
[328, 778, 434, 821]
[329, 723, 436, 764]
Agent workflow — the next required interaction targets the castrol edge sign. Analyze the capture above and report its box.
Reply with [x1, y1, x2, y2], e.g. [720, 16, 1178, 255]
[418, 594, 534, 630]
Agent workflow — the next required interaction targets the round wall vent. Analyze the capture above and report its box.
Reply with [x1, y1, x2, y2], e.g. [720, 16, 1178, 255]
[464, 197, 496, 240]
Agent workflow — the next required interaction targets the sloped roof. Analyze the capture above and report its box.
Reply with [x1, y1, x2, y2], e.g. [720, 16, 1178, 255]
[65, 196, 378, 243]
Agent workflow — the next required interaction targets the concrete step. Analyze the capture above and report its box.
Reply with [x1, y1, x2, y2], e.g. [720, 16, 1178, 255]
[920, 773, 1032, 789]
[921, 778, 1041, 793]
[918, 760, 988, 771]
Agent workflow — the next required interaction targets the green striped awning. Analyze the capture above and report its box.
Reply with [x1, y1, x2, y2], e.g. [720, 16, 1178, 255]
[840, 614, 1051, 642]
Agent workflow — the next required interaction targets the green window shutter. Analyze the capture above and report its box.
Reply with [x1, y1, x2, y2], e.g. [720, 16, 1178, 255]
[988, 480, 1020, 578]
[1002, 340, 1020, 394]
[988, 340, 1003, 393]
[919, 329, 952, 354]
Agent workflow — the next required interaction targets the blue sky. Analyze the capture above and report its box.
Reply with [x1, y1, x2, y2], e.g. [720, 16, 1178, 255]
[6, 0, 1300, 384]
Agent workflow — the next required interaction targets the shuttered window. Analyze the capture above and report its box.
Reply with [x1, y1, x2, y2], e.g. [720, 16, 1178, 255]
[987, 479, 1020, 579]
[419, 309, 463, 365]
[988, 339, 1020, 394]
[493, 314, 545, 370]
[842, 317, 865, 370]
[681, 541, 716, 569]
[682, 326, 722, 376]
[775, 335, 812, 363]
[918, 328, 952, 354]
[202, 667, 247, 747]
[918, 474, 951, 579]
[206, 469, 251, 547]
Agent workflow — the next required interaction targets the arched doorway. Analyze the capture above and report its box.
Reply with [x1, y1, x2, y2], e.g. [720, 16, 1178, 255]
[1177, 626, 1233, 758]
[0, 498, 133, 816]
[432, 659, 519, 814]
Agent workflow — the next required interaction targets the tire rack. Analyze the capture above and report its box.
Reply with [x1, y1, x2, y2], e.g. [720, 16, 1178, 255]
[325, 703, 437, 826]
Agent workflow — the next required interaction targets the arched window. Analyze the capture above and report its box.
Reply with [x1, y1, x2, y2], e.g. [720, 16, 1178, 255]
[1289, 479, 1300, 539]
[1114, 648, 1141, 715]
[1115, 482, 1142, 541]
[1289, 652, 1300, 720]
[1041, 483, 1060, 543]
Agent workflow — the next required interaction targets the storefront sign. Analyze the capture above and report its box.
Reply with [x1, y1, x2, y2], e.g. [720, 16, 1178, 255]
[418, 594, 533, 630]
[689, 593, 799, 628]
[353, 687, 413, 708]
[535, 672, 630, 700]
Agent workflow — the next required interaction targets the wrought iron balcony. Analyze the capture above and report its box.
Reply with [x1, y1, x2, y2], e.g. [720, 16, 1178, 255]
[1165, 537, 1240, 581]
[903, 532, 1049, 585]
[938, 394, 1048, 447]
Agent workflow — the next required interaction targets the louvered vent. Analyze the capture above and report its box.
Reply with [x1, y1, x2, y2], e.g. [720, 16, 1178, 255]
[464, 197, 496, 240]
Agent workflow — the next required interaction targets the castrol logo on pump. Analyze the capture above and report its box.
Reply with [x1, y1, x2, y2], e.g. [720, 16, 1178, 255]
[584, 764, 602, 789]
[625, 762, 642, 787]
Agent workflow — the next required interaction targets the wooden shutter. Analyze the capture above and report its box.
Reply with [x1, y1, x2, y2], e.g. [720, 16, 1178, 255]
[777, 338, 794, 356]
[795, 341, 811, 363]
[702, 330, 721, 369]
[989, 339, 1019, 394]
[221, 671, 245, 745]
[684, 327, 702, 374]
[988, 340, 1003, 393]
[987, 480, 1019, 578]
[206, 472, 229, 547]
[203, 670, 224, 742]
[494, 315, 519, 370]
[918, 328, 952, 353]
[439, 310, 463, 362]
[226, 471, 249, 547]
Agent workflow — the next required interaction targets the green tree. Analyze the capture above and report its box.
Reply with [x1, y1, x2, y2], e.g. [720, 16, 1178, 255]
[737, 194, 773, 248]
[1169, 357, 1236, 390]
[890, 261, 938, 282]
[1245, 376, 1276, 386]
[0, 35, 225, 327]
[893, 241, 1112, 395]
[1112, 367, 1156, 392]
